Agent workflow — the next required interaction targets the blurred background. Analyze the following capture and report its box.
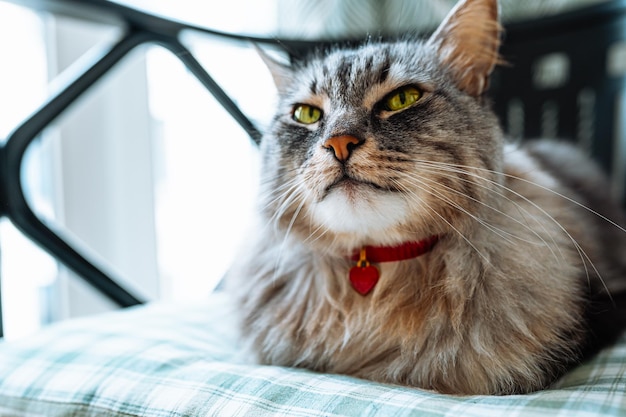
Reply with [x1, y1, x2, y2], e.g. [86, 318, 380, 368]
[0, 0, 615, 339]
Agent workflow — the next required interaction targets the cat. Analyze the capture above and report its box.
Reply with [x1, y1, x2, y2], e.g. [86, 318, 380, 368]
[225, 0, 626, 395]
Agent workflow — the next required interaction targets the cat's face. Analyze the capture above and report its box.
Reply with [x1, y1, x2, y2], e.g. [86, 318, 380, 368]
[260, 0, 503, 250]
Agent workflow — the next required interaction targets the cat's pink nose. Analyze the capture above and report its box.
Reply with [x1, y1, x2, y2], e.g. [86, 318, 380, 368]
[323, 135, 362, 162]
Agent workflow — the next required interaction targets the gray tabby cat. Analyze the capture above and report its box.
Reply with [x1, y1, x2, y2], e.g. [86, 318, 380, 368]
[226, 0, 626, 395]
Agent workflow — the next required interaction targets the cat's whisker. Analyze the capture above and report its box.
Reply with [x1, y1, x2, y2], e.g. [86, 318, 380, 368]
[303, 222, 330, 246]
[408, 160, 567, 259]
[273, 185, 305, 225]
[271, 189, 308, 283]
[258, 169, 324, 263]
[402, 164, 563, 263]
[506, 173, 626, 235]
[387, 179, 443, 235]
[398, 170, 558, 251]
[389, 178, 494, 267]
[262, 178, 305, 230]
[399, 174, 517, 245]
[423, 159, 626, 236]
[408, 164, 612, 305]
[259, 177, 299, 208]
[258, 172, 305, 214]
[410, 160, 607, 296]
[404, 161, 626, 278]
[258, 167, 303, 186]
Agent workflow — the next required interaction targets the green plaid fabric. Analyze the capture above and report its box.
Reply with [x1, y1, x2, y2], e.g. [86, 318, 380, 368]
[0, 291, 624, 417]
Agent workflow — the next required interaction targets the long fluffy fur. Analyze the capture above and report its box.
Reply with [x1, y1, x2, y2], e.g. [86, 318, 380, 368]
[226, 0, 626, 395]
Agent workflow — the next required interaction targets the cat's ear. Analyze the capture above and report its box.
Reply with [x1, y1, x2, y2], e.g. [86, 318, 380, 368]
[427, 0, 502, 96]
[255, 44, 293, 94]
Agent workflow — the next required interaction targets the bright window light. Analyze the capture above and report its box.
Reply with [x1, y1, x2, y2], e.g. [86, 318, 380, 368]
[0, 3, 58, 340]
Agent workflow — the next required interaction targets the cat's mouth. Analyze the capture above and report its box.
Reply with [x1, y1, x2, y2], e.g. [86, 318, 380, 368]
[323, 175, 397, 197]
[312, 173, 410, 234]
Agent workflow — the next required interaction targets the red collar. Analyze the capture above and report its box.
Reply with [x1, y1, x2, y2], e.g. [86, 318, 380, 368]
[350, 235, 439, 263]
[347, 235, 439, 296]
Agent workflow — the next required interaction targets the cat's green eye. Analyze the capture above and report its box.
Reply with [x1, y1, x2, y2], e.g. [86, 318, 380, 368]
[293, 104, 323, 124]
[383, 86, 422, 112]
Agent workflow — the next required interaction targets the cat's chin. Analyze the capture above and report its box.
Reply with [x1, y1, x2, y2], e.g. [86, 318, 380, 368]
[311, 187, 409, 236]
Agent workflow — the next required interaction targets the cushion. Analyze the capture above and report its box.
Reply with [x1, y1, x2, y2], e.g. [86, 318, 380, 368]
[0, 291, 624, 417]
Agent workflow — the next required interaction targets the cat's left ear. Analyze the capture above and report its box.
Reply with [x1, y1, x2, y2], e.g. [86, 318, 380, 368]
[427, 0, 502, 96]
[255, 44, 293, 94]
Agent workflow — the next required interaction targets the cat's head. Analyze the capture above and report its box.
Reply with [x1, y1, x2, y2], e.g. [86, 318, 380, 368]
[259, 0, 504, 251]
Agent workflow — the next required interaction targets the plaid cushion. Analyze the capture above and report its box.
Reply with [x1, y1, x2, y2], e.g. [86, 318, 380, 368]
[0, 291, 624, 417]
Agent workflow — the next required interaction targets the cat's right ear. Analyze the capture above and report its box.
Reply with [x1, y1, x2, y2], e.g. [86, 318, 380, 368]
[255, 44, 293, 94]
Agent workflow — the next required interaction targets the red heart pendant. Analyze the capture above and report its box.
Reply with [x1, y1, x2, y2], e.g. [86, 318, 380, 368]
[349, 264, 380, 295]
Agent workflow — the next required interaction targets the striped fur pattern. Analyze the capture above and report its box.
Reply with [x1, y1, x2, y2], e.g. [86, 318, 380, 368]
[226, 0, 626, 395]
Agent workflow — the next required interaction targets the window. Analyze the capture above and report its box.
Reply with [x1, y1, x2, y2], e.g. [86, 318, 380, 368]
[0, 3, 58, 340]
[0, 1, 277, 339]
